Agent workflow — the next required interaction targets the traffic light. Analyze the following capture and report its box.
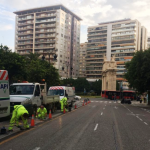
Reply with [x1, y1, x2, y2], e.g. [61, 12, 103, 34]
[42, 55, 45, 61]
[54, 54, 57, 60]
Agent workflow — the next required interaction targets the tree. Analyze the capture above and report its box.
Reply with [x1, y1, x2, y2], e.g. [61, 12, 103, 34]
[0, 45, 60, 86]
[61, 78, 91, 93]
[0, 45, 27, 83]
[124, 48, 150, 93]
[91, 80, 102, 95]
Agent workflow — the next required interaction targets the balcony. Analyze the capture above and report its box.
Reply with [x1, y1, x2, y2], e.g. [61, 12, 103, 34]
[18, 32, 33, 35]
[34, 46, 55, 49]
[36, 14, 56, 19]
[35, 35, 55, 39]
[18, 22, 33, 26]
[17, 42, 33, 45]
[18, 16, 34, 21]
[18, 27, 33, 31]
[36, 19, 56, 24]
[35, 24, 56, 28]
[35, 40, 55, 44]
[17, 47, 33, 50]
[18, 37, 33, 41]
[35, 30, 55, 34]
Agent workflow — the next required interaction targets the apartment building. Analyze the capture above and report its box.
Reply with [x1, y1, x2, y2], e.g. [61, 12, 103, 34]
[79, 43, 87, 77]
[14, 4, 81, 78]
[87, 19, 147, 81]
[148, 37, 150, 49]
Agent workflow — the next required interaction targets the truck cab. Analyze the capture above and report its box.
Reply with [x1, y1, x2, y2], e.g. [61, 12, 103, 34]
[9, 82, 41, 114]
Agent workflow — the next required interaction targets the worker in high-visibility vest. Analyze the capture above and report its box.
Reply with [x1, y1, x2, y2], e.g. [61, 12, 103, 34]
[8, 105, 30, 131]
[36, 105, 47, 119]
[60, 97, 68, 112]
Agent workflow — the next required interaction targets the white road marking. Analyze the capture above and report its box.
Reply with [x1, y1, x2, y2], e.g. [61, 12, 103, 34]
[91, 101, 94, 102]
[94, 124, 98, 131]
[139, 118, 143, 121]
[144, 122, 148, 125]
[109, 102, 111, 103]
[100, 101, 102, 102]
[103, 108, 105, 110]
[105, 105, 106, 106]
[114, 106, 118, 109]
[114, 102, 116, 103]
[33, 147, 40, 150]
[101, 112, 103, 115]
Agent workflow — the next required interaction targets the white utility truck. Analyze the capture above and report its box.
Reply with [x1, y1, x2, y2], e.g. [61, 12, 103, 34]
[0, 70, 10, 118]
[9, 82, 60, 115]
[48, 86, 75, 107]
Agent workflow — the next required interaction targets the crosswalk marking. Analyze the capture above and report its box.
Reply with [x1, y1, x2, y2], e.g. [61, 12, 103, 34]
[90, 101, 121, 103]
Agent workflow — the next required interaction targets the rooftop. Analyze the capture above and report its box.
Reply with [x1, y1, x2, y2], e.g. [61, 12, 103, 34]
[98, 18, 131, 25]
[13, 4, 82, 21]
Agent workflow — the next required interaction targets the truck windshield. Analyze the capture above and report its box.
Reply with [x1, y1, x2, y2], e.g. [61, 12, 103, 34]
[48, 90, 64, 96]
[10, 85, 34, 95]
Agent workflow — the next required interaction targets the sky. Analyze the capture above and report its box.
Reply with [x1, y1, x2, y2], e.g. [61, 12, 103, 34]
[0, 0, 150, 52]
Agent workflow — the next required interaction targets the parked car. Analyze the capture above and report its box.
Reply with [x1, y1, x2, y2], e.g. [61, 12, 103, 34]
[75, 95, 81, 100]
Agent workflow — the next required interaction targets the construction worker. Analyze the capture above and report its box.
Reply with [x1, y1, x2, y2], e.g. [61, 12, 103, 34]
[8, 105, 30, 131]
[36, 105, 47, 119]
[60, 96, 68, 112]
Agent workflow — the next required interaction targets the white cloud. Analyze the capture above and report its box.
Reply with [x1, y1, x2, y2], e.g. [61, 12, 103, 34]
[0, 24, 13, 30]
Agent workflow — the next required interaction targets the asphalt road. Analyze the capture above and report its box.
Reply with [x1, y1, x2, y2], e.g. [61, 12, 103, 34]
[1, 98, 150, 150]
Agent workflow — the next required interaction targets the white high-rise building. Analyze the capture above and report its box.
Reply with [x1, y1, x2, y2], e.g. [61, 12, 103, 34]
[87, 19, 147, 81]
[14, 4, 82, 78]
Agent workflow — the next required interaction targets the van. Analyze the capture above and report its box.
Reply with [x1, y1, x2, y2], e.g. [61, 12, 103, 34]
[48, 86, 75, 107]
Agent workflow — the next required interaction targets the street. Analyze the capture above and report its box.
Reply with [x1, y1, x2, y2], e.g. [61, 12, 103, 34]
[1, 98, 150, 150]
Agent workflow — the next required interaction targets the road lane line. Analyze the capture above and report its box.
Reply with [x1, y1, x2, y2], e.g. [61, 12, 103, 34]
[94, 124, 98, 131]
[144, 122, 148, 125]
[33, 147, 40, 150]
[101, 112, 103, 115]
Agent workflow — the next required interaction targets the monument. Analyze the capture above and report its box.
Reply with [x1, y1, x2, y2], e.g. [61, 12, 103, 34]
[102, 55, 117, 91]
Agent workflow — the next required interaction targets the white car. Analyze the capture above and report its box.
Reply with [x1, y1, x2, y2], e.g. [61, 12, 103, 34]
[75, 95, 81, 100]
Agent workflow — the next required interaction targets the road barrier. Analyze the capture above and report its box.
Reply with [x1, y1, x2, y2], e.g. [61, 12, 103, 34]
[31, 114, 35, 127]
[63, 108, 66, 114]
[49, 110, 52, 119]
[75, 104, 77, 109]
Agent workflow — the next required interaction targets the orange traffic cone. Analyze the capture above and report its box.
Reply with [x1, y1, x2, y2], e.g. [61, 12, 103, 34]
[63, 107, 66, 114]
[49, 110, 52, 119]
[31, 114, 35, 127]
[75, 104, 77, 109]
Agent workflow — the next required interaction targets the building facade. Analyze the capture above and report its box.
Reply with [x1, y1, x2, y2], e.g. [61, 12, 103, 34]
[141, 26, 147, 50]
[87, 19, 147, 81]
[14, 5, 81, 78]
[79, 43, 87, 77]
[147, 37, 150, 49]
